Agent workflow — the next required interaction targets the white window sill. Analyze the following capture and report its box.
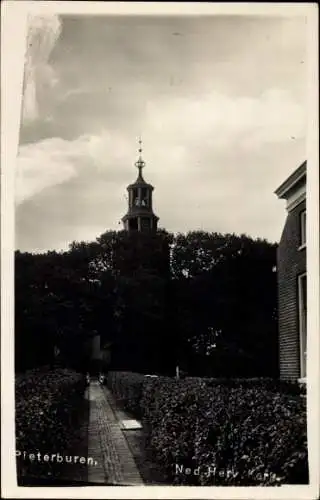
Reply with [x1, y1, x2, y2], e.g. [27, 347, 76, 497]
[298, 243, 306, 251]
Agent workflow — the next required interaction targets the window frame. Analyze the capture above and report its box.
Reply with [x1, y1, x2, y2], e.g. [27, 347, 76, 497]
[129, 218, 138, 231]
[299, 209, 306, 250]
[297, 272, 307, 380]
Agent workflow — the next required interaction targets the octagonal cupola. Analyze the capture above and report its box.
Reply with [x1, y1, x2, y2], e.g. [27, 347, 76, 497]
[122, 139, 159, 232]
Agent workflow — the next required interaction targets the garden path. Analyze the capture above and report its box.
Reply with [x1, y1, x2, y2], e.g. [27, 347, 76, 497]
[85, 381, 144, 485]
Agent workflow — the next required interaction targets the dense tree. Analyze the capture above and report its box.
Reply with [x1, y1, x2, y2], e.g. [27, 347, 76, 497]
[104, 229, 172, 373]
[15, 229, 278, 378]
[171, 232, 278, 377]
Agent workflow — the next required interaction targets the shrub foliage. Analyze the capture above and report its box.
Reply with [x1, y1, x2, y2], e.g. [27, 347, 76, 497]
[107, 371, 146, 419]
[15, 367, 86, 480]
[107, 371, 308, 485]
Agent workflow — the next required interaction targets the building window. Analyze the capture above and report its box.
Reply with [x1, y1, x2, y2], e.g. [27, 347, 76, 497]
[141, 188, 148, 207]
[132, 188, 138, 206]
[300, 210, 306, 248]
[129, 218, 138, 231]
[141, 217, 151, 231]
[298, 273, 307, 379]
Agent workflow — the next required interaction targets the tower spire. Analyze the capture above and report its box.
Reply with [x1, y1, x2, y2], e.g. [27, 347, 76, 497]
[135, 136, 145, 180]
[122, 136, 159, 232]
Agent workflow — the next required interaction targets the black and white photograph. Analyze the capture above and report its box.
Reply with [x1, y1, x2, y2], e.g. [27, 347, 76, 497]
[1, 2, 319, 498]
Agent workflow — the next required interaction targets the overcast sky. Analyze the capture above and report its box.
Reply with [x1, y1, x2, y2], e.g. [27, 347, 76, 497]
[15, 13, 307, 253]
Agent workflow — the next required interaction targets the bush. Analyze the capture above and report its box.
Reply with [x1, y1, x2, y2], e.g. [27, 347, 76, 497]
[107, 371, 146, 419]
[107, 372, 308, 485]
[141, 377, 308, 485]
[15, 367, 86, 480]
[185, 377, 305, 395]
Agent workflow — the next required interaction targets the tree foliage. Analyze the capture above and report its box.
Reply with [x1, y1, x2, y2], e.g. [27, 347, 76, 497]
[15, 229, 278, 377]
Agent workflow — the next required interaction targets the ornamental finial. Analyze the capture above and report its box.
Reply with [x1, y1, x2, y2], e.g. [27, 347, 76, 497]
[135, 136, 145, 175]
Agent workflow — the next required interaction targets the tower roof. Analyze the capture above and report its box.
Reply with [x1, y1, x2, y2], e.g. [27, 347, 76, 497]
[127, 137, 153, 189]
[122, 137, 159, 231]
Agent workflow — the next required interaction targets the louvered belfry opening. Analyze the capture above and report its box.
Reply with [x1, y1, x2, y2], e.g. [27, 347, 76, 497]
[122, 139, 159, 233]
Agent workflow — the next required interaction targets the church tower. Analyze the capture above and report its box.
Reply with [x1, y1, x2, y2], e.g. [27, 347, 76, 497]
[122, 139, 159, 232]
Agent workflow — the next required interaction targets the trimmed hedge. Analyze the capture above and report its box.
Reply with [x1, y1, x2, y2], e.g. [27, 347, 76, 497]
[107, 371, 145, 419]
[15, 367, 86, 480]
[185, 377, 306, 395]
[107, 371, 308, 485]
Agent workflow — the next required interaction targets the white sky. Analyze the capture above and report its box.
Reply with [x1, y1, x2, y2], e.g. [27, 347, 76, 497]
[15, 13, 307, 253]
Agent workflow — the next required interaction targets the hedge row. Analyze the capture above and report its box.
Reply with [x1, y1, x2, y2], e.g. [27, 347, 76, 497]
[107, 372, 305, 419]
[107, 371, 146, 419]
[185, 377, 306, 395]
[107, 372, 308, 485]
[15, 367, 86, 480]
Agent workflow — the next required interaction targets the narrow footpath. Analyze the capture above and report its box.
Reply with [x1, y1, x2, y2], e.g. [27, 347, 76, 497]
[85, 381, 144, 485]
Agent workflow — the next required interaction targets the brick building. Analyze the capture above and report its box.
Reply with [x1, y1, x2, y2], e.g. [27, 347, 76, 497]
[275, 161, 306, 382]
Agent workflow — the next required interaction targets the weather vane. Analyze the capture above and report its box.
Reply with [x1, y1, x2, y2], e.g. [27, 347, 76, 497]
[135, 136, 145, 173]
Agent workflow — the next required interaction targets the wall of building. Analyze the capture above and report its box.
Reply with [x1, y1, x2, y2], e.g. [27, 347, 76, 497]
[91, 334, 102, 360]
[277, 199, 306, 380]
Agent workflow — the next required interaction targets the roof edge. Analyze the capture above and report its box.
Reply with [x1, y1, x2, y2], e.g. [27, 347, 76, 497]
[275, 161, 307, 199]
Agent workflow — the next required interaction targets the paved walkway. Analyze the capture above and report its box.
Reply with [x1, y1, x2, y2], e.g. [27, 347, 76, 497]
[85, 381, 144, 485]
